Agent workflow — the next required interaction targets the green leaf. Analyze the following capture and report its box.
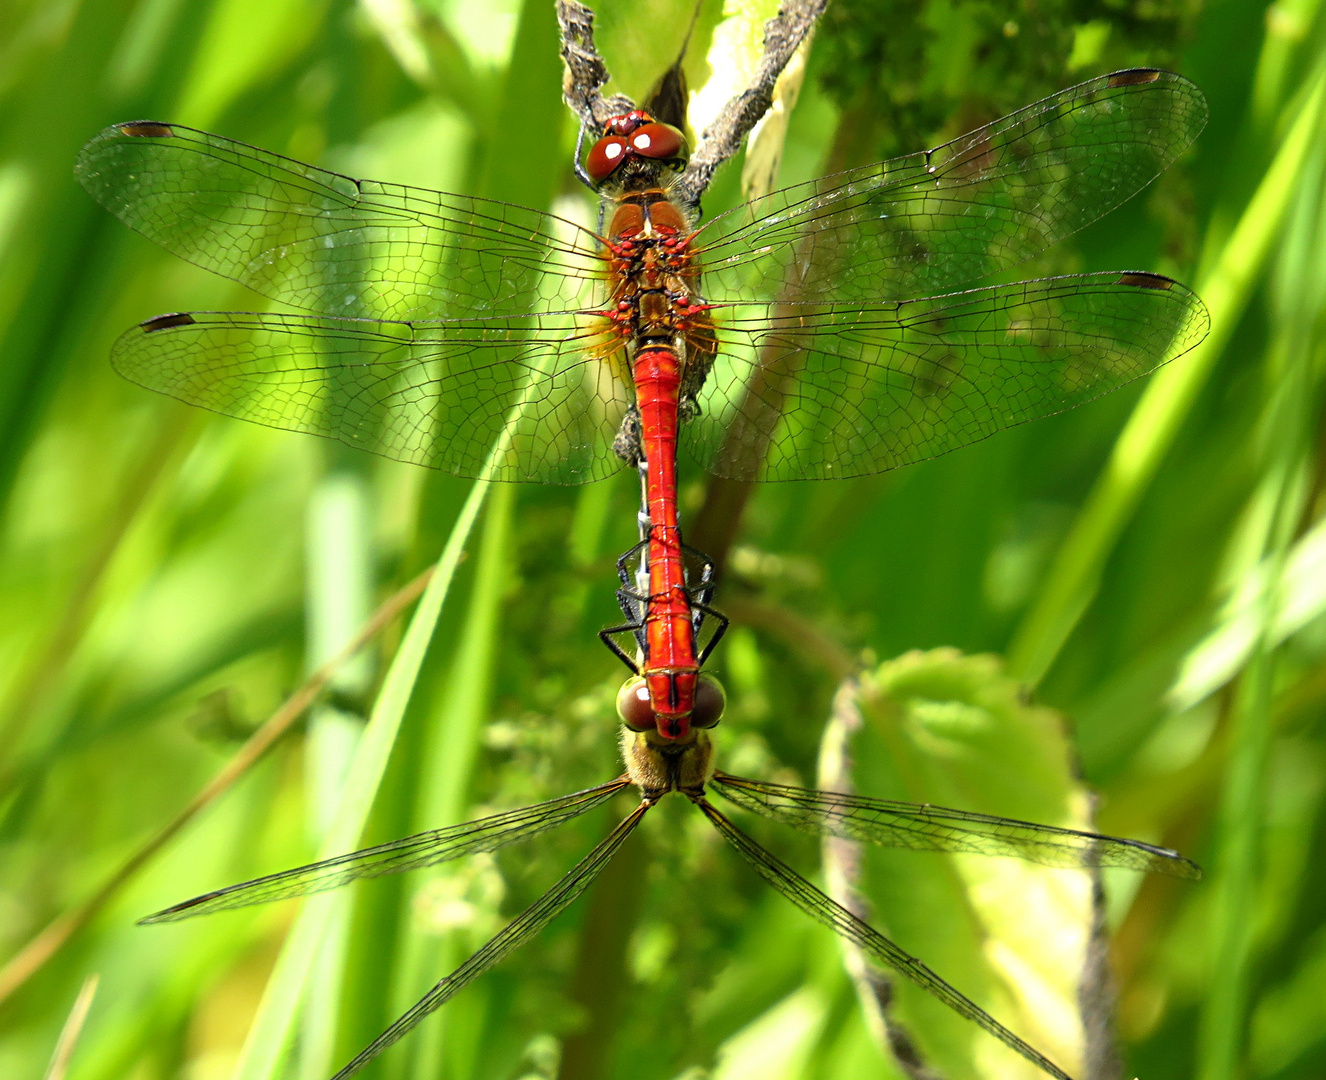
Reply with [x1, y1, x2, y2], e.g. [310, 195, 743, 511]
[843, 649, 1104, 1080]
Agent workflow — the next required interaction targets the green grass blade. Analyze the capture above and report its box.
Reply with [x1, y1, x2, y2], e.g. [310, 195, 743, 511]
[390, 481, 514, 1080]
[1008, 62, 1326, 685]
[1197, 96, 1326, 1080]
[300, 466, 374, 1080]
[227, 475, 492, 1080]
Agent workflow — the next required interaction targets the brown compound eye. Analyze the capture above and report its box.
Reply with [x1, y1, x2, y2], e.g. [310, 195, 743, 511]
[587, 135, 629, 184]
[616, 677, 655, 731]
[690, 674, 726, 729]
[629, 122, 686, 163]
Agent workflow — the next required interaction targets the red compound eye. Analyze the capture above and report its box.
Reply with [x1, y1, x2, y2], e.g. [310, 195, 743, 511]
[690, 674, 726, 729]
[587, 135, 629, 183]
[616, 678, 655, 731]
[629, 123, 686, 162]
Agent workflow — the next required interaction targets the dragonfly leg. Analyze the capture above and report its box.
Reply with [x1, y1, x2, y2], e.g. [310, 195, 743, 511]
[599, 621, 643, 674]
[615, 539, 647, 591]
[681, 541, 716, 573]
[613, 578, 651, 648]
[681, 541, 719, 607]
[691, 601, 729, 664]
[572, 118, 595, 192]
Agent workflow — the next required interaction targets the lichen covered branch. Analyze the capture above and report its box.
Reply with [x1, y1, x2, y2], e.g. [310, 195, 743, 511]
[674, 0, 827, 207]
[555, 0, 827, 208]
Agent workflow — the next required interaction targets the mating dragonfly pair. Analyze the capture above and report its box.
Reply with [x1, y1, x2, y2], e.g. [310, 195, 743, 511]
[77, 61, 1208, 1080]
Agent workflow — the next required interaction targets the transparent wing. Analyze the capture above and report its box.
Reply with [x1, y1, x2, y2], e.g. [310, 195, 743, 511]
[111, 310, 632, 483]
[75, 122, 606, 321]
[710, 773, 1200, 879]
[696, 799, 1073, 1080]
[140, 779, 631, 923]
[694, 70, 1207, 306]
[327, 802, 650, 1080]
[684, 272, 1209, 481]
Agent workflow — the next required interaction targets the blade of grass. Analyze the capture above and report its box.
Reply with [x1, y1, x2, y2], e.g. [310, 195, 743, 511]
[1197, 96, 1326, 1080]
[390, 481, 513, 1080]
[0, 565, 432, 1008]
[42, 974, 100, 1080]
[0, 406, 197, 759]
[301, 466, 374, 1080]
[228, 474, 493, 1080]
[565, 476, 615, 629]
[1008, 62, 1326, 685]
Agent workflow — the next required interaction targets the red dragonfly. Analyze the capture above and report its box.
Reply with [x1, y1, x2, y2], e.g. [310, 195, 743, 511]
[77, 67, 1208, 1080]
[77, 68, 1208, 742]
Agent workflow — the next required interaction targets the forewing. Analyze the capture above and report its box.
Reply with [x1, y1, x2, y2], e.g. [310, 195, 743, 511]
[140, 779, 630, 923]
[710, 773, 1200, 878]
[695, 70, 1207, 306]
[683, 272, 1209, 481]
[113, 310, 631, 483]
[76, 122, 605, 321]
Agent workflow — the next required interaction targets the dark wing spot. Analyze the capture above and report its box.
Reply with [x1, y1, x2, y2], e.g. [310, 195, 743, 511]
[1108, 69, 1162, 88]
[118, 122, 175, 138]
[140, 312, 197, 332]
[1117, 272, 1174, 290]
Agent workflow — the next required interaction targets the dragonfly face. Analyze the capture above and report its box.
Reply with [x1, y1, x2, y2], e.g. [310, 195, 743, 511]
[586, 110, 689, 192]
[617, 670, 726, 738]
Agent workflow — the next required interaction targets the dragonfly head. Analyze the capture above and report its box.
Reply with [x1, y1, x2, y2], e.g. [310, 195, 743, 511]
[586, 110, 688, 192]
[617, 671, 725, 741]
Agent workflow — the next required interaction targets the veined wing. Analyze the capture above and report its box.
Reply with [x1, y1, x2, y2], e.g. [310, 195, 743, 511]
[694, 70, 1206, 306]
[141, 778, 631, 924]
[683, 272, 1209, 481]
[112, 309, 632, 483]
[327, 802, 649, 1080]
[710, 773, 1200, 878]
[696, 799, 1074, 1080]
[76, 123, 606, 321]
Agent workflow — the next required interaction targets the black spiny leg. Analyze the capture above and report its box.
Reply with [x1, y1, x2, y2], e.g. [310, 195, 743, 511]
[611, 540, 649, 655]
[679, 542, 728, 659]
[616, 541, 644, 589]
[693, 601, 729, 664]
[598, 622, 643, 674]
[682, 542, 718, 609]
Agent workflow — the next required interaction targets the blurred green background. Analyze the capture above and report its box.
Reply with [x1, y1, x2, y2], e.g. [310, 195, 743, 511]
[1, 1, 1324, 1079]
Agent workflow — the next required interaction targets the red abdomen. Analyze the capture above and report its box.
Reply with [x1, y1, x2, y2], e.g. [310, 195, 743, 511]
[633, 346, 699, 739]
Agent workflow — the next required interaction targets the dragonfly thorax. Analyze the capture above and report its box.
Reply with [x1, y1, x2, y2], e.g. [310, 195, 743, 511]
[602, 195, 705, 352]
[619, 725, 714, 803]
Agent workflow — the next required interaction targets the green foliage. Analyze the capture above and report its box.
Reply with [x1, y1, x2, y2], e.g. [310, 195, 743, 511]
[1, 1, 1324, 1080]
[847, 650, 1104, 1079]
